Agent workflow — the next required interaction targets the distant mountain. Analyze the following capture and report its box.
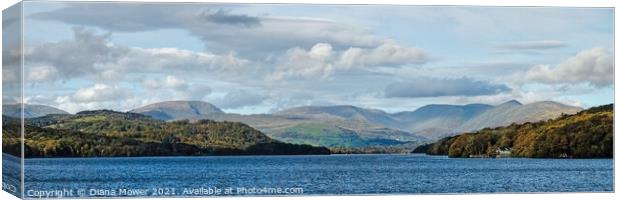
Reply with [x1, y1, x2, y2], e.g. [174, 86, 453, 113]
[130, 101, 224, 121]
[128, 100, 581, 149]
[274, 105, 402, 128]
[269, 122, 423, 148]
[2, 104, 69, 118]
[246, 105, 427, 148]
[273, 102, 581, 140]
[456, 100, 582, 132]
[2, 110, 329, 158]
[133, 101, 425, 149]
[272, 101, 580, 140]
[391, 104, 492, 139]
[210, 112, 425, 149]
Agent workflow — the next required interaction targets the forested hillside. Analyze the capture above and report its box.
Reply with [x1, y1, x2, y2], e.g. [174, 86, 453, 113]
[413, 104, 613, 158]
[2, 110, 330, 158]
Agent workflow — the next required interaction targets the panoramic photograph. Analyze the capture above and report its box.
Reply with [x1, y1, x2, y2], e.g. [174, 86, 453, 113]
[1, 1, 614, 198]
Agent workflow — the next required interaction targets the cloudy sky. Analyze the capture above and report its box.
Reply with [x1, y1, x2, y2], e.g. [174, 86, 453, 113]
[2, 2, 614, 114]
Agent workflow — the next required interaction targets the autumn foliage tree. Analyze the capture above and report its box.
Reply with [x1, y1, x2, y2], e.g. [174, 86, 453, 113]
[413, 104, 613, 158]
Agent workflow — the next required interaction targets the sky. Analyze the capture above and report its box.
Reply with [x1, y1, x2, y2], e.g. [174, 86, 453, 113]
[1, 2, 614, 114]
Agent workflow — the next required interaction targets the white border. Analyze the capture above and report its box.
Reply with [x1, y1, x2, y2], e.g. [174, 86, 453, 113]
[0, 0, 618, 200]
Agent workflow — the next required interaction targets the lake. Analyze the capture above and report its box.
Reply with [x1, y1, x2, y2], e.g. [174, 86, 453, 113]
[2, 153, 614, 198]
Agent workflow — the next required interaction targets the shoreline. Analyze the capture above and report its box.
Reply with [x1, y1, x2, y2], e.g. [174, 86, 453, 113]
[3, 153, 613, 160]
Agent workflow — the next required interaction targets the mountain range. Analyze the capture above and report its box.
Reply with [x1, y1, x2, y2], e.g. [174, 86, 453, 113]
[2, 100, 583, 150]
[132, 100, 582, 146]
[127, 101, 423, 149]
[390, 103, 493, 138]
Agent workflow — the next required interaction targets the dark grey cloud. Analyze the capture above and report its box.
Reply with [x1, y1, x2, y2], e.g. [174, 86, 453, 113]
[495, 40, 567, 50]
[187, 17, 382, 58]
[385, 77, 511, 98]
[199, 9, 260, 28]
[30, 4, 260, 32]
[2, 15, 19, 30]
[31, 4, 178, 32]
[2, 2, 22, 86]
[2, 2, 21, 32]
[2, 47, 21, 85]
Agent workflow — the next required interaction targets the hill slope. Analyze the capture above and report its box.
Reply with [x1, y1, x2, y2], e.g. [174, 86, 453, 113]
[274, 105, 401, 128]
[130, 101, 224, 121]
[391, 104, 492, 138]
[456, 100, 582, 133]
[414, 104, 613, 158]
[1, 110, 330, 158]
[2, 104, 69, 118]
[210, 113, 426, 149]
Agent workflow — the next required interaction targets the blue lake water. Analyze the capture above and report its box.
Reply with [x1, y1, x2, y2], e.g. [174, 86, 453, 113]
[2, 153, 614, 198]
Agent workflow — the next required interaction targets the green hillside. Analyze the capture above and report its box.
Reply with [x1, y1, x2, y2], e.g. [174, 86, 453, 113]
[271, 123, 415, 148]
[413, 104, 613, 158]
[2, 110, 330, 158]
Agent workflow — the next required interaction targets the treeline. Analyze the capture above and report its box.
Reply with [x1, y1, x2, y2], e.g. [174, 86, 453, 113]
[330, 141, 420, 154]
[2, 117, 21, 157]
[2, 110, 329, 158]
[412, 104, 613, 158]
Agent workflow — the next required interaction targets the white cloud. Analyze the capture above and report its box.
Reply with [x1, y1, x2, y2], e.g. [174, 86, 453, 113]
[338, 40, 428, 68]
[269, 42, 428, 81]
[142, 79, 162, 90]
[26, 65, 59, 82]
[2, 67, 20, 85]
[26, 27, 127, 81]
[212, 90, 267, 109]
[72, 84, 130, 103]
[54, 95, 148, 114]
[165, 75, 188, 91]
[269, 43, 335, 81]
[185, 84, 212, 100]
[116, 47, 250, 76]
[23, 95, 55, 105]
[141, 76, 212, 101]
[23, 28, 251, 83]
[525, 47, 613, 87]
